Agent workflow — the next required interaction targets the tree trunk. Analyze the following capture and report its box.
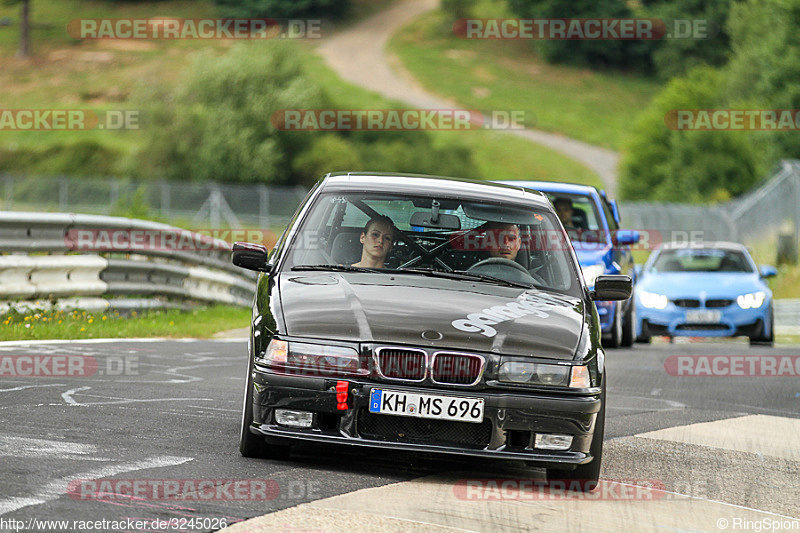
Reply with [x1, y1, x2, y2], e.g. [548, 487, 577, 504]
[17, 0, 31, 58]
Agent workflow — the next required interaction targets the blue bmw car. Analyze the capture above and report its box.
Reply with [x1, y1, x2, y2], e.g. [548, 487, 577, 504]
[498, 181, 640, 348]
[635, 242, 777, 346]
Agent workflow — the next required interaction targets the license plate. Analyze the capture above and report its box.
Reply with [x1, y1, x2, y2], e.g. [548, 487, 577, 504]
[368, 389, 484, 423]
[685, 310, 722, 323]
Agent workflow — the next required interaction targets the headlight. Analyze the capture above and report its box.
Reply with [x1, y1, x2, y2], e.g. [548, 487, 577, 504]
[261, 339, 364, 376]
[638, 290, 668, 309]
[737, 291, 766, 309]
[580, 264, 606, 288]
[498, 361, 590, 388]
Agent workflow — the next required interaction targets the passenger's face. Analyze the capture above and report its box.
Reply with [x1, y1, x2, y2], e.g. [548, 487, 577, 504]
[361, 222, 393, 260]
[555, 203, 573, 226]
[489, 225, 521, 260]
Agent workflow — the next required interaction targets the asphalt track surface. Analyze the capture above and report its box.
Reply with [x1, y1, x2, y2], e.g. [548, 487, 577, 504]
[1, 337, 798, 532]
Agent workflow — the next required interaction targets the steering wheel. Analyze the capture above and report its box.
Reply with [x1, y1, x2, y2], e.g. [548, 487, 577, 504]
[466, 257, 544, 285]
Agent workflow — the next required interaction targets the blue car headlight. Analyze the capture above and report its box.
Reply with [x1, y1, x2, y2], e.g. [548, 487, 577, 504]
[639, 290, 668, 309]
[737, 291, 766, 309]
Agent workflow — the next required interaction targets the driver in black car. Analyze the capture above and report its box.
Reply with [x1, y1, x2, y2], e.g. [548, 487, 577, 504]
[484, 222, 521, 261]
[352, 215, 395, 269]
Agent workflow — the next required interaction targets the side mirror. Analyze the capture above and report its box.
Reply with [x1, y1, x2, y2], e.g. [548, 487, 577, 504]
[232, 242, 271, 272]
[613, 230, 640, 246]
[759, 265, 777, 278]
[609, 200, 621, 225]
[591, 275, 632, 301]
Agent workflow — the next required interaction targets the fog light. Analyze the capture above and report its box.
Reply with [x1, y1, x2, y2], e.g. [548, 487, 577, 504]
[274, 409, 313, 428]
[534, 433, 573, 450]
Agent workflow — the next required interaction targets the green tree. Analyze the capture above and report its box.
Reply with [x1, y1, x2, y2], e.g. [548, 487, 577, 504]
[213, 0, 350, 18]
[725, 0, 800, 160]
[137, 42, 326, 184]
[505, 0, 651, 69]
[646, 0, 734, 79]
[620, 66, 762, 202]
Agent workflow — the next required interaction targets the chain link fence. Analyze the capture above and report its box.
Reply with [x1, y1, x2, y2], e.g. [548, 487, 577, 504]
[2, 162, 799, 250]
[0, 175, 308, 230]
[620, 160, 800, 250]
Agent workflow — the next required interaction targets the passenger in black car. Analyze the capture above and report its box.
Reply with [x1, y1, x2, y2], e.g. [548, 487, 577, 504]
[352, 215, 395, 269]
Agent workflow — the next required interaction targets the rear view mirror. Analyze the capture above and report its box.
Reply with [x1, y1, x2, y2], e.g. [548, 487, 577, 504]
[409, 211, 461, 230]
[232, 242, 271, 272]
[590, 275, 632, 301]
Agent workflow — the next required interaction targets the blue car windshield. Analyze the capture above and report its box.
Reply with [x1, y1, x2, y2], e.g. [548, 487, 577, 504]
[651, 249, 754, 273]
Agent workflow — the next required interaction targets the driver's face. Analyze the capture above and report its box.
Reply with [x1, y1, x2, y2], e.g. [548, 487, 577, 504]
[489, 225, 521, 260]
[555, 203, 573, 227]
[360, 222, 393, 260]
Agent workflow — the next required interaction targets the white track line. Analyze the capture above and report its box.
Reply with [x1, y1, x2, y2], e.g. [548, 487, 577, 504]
[0, 455, 192, 516]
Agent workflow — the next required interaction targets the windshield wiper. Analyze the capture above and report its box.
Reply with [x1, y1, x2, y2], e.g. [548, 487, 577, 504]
[291, 265, 533, 289]
[403, 267, 533, 289]
[291, 264, 382, 273]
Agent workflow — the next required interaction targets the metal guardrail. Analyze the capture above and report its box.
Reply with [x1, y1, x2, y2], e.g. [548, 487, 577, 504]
[0, 212, 257, 309]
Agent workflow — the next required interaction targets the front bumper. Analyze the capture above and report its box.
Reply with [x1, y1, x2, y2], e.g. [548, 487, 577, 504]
[250, 369, 602, 466]
[636, 302, 770, 337]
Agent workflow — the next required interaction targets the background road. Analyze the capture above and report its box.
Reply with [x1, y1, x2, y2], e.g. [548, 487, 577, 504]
[318, 0, 621, 194]
[0, 338, 798, 531]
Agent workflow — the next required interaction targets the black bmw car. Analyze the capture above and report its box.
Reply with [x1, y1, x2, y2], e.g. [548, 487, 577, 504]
[232, 173, 631, 488]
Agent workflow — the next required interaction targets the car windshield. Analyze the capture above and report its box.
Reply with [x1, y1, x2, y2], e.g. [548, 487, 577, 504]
[651, 248, 754, 273]
[283, 191, 581, 295]
[542, 192, 607, 244]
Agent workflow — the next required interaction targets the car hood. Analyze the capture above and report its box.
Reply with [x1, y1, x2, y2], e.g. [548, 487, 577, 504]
[637, 272, 767, 299]
[278, 272, 585, 360]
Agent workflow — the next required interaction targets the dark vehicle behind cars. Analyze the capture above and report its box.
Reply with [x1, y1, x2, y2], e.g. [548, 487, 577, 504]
[232, 173, 631, 488]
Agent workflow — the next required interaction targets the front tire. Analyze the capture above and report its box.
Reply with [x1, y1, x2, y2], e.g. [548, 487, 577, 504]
[749, 307, 775, 347]
[602, 303, 622, 349]
[636, 319, 652, 343]
[621, 300, 636, 347]
[546, 387, 605, 491]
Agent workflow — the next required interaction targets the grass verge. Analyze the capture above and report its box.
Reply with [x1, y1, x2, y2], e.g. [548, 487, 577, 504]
[388, 0, 660, 150]
[0, 305, 250, 341]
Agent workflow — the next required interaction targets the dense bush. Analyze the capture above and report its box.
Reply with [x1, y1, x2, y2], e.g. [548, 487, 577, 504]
[725, 0, 800, 161]
[135, 42, 479, 186]
[646, 0, 734, 79]
[136, 42, 324, 184]
[441, 0, 478, 20]
[620, 0, 800, 203]
[620, 67, 763, 203]
[212, 0, 350, 19]
[505, 0, 652, 69]
[0, 140, 121, 177]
